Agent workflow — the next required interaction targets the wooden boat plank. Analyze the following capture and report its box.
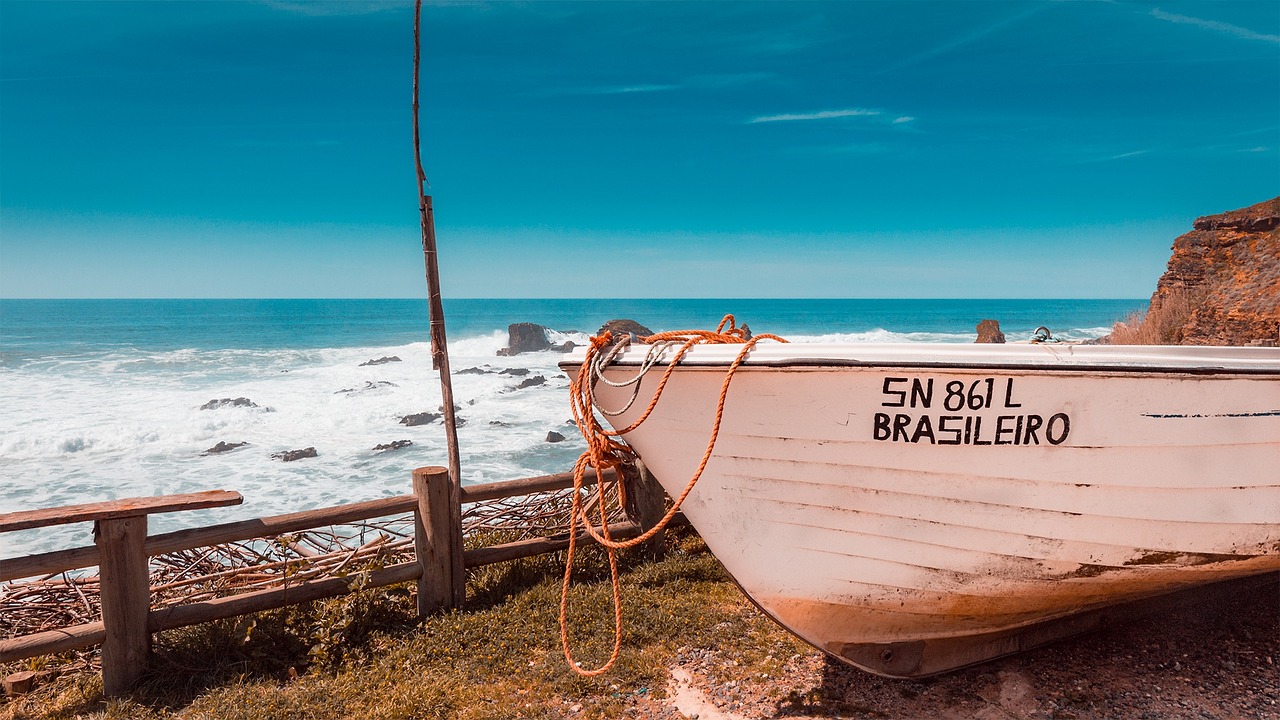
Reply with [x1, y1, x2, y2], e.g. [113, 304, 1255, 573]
[574, 343, 1280, 676]
[721, 474, 1280, 554]
[717, 435, 1280, 490]
[711, 451, 1280, 524]
[762, 502, 1274, 569]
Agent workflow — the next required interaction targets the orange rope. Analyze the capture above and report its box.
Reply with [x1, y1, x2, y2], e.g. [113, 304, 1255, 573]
[559, 315, 786, 675]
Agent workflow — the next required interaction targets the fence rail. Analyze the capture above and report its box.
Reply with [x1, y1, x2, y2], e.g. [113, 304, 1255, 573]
[1, 495, 419, 583]
[0, 464, 675, 696]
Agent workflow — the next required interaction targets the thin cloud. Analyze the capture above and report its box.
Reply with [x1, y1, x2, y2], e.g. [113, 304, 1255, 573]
[1068, 149, 1153, 165]
[263, 0, 406, 16]
[878, 4, 1048, 74]
[829, 142, 892, 155]
[545, 73, 774, 98]
[685, 72, 777, 89]
[893, 116, 915, 124]
[750, 108, 880, 124]
[1150, 9, 1280, 45]
[535, 83, 679, 98]
[596, 84, 679, 95]
[224, 139, 341, 148]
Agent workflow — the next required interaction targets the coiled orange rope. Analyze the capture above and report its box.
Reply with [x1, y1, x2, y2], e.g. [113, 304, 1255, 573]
[559, 315, 786, 675]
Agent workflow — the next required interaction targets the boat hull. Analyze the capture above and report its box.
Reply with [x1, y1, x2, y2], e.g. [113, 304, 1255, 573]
[568, 345, 1280, 677]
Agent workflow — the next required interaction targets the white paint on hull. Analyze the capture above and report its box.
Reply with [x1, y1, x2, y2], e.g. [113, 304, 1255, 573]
[566, 343, 1280, 675]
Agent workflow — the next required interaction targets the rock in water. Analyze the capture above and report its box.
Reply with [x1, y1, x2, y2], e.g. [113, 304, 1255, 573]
[202, 441, 248, 455]
[200, 397, 258, 410]
[975, 319, 1006, 343]
[272, 447, 317, 462]
[400, 412, 440, 426]
[335, 381, 398, 395]
[546, 431, 566, 443]
[497, 323, 552, 356]
[373, 439, 413, 452]
[597, 318, 654, 339]
[359, 355, 402, 366]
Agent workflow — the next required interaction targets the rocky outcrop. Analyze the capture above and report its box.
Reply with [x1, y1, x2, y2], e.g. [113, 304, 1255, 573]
[400, 412, 440, 426]
[597, 319, 654, 339]
[513, 376, 547, 390]
[457, 365, 534, 376]
[200, 397, 259, 410]
[975, 319, 1006, 344]
[272, 447, 317, 462]
[202, 441, 248, 455]
[335, 381, 398, 395]
[498, 323, 552, 356]
[400, 412, 467, 427]
[489, 317, 658, 354]
[1150, 197, 1280, 345]
[373, 439, 413, 452]
[359, 356, 401, 366]
[545, 431, 566, 443]
[1192, 210, 1279, 234]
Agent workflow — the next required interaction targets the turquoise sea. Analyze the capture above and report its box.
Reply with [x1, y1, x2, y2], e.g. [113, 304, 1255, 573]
[0, 298, 1142, 554]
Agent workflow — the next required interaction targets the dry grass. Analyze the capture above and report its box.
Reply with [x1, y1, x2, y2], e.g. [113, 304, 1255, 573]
[0, 530, 805, 720]
[0, 483, 630, 665]
[1107, 287, 1204, 345]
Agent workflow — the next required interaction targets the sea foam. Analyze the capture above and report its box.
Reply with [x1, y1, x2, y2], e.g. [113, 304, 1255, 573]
[0, 336, 585, 554]
[0, 298, 1132, 556]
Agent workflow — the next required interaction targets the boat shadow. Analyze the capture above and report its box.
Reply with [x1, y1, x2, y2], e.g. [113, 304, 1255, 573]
[778, 573, 1278, 718]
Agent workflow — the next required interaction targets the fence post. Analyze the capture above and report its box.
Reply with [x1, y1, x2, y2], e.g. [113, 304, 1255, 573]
[413, 466, 464, 614]
[622, 459, 667, 560]
[94, 515, 150, 696]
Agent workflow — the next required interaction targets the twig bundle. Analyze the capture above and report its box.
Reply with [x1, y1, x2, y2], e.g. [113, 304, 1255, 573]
[1, 484, 627, 671]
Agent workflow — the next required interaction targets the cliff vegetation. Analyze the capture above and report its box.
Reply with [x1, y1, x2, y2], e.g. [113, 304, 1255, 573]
[1111, 196, 1279, 345]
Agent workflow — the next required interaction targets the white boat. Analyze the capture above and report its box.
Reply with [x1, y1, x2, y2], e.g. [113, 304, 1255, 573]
[562, 342, 1280, 677]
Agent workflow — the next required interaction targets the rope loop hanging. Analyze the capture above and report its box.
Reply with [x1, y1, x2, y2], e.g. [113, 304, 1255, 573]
[559, 315, 787, 675]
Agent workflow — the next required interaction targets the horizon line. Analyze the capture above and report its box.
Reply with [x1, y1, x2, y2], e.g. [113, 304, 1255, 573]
[0, 296, 1150, 302]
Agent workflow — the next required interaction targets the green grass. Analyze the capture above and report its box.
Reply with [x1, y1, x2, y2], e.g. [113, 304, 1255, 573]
[2, 531, 806, 720]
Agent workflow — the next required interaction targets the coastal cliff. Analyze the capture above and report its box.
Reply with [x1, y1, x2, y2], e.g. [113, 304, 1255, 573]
[1122, 197, 1280, 345]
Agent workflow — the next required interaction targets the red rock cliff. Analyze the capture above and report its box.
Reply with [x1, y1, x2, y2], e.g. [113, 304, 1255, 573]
[1149, 196, 1280, 345]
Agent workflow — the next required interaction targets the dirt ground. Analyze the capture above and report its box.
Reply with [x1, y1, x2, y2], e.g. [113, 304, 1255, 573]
[623, 577, 1279, 719]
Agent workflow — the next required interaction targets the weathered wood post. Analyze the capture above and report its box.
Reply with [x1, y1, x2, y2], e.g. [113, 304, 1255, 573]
[622, 459, 667, 560]
[413, 466, 465, 614]
[0, 491, 242, 696]
[412, 0, 466, 613]
[94, 515, 150, 696]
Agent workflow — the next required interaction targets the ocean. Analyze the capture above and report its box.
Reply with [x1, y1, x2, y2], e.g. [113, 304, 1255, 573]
[0, 298, 1142, 555]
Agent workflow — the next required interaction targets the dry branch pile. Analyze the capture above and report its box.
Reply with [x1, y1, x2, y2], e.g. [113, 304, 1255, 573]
[0, 483, 627, 671]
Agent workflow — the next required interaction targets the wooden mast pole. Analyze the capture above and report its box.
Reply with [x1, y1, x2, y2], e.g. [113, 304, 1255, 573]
[413, 0, 464, 606]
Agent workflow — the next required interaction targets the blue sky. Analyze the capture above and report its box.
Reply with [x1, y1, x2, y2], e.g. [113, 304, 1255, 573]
[1, 1, 1276, 299]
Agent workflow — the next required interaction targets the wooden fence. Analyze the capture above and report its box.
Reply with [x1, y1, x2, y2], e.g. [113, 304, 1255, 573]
[0, 464, 675, 696]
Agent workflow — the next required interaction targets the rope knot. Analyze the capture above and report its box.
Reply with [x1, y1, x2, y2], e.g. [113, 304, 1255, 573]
[589, 331, 615, 352]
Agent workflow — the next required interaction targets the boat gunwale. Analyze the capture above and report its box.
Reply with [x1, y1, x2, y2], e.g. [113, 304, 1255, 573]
[560, 343, 1280, 375]
[563, 359, 1280, 376]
